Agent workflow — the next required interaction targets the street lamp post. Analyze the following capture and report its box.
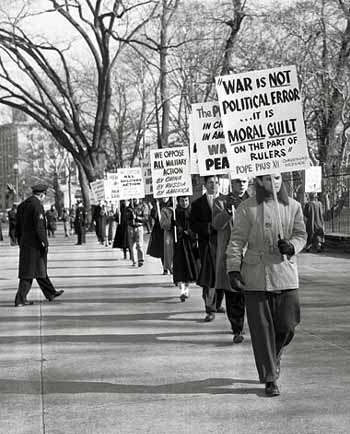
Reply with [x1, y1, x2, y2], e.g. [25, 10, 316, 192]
[13, 163, 19, 203]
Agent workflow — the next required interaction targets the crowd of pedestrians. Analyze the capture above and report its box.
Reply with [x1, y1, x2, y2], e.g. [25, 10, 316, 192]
[2, 173, 315, 397]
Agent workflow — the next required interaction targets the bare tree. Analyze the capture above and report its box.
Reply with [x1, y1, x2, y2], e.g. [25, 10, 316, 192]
[221, 0, 247, 74]
[0, 0, 157, 206]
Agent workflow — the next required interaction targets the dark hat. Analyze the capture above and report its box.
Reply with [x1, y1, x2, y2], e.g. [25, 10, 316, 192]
[31, 183, 48, 193]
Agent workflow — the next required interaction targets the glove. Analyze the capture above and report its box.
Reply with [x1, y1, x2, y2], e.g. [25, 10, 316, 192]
[228, 271, 245, 292]
[226, 193, 239, 210]
[278, 239, 295, 256]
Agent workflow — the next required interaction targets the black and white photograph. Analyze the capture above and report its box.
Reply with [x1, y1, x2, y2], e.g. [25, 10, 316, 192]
[0, 0, 349, 433]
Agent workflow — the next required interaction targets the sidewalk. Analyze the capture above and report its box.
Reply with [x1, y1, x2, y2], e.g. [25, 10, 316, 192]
[0, 232, 349, 434]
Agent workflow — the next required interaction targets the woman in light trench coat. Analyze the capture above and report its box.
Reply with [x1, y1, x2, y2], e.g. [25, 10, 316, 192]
[226, 174, 306, 397]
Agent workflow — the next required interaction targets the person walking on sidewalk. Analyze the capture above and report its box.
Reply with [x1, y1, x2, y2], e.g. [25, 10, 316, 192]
[126, 199, 146, 267]
[8, 203, 18, 245]
[14, 184, 64, 307]
[173, 196, 199, 302]
[0, 214, 3, 241]
[160, 197, 174, 275]
[74, 199, 87, 245]
[190, 175, 220, 322]
[212, 177, 249, 344]
[61, 207, 70, 237]
[113, 200, 131, 259]
[46, 205, 58, 237]
[303, 192, 325, 252]
[226, 174, 306, 397]
[146, 200, 164, 271]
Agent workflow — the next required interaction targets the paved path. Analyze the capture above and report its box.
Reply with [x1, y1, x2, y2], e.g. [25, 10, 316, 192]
[0, 230, 349, 434]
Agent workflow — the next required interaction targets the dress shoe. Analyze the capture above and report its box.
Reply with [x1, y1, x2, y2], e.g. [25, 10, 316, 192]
[265, 381, 280, 397]
[15, 301, 34, 307]
[204, 313, 215, 322]
[216, 306, 225, 313]
[48, 290, 64, 301]
[233, 333, 244, 344]
[180, 294, 186, 302]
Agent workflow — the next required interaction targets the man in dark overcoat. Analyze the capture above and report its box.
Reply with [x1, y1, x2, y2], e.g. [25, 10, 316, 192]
[8, 204, 18, 245]
[212, 178, 250, 343]
[303, 192, 325, 252]
[190, 175, 220, 322]
[14, 184, 64, 307]
[74, 200, 87, 245]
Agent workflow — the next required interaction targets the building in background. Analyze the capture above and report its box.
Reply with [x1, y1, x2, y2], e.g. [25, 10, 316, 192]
[0, 109, 80, 211]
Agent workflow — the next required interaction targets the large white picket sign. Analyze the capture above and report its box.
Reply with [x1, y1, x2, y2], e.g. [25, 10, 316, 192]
[190, 101, 230, 176]
[142, 165, 153, 195]
[150, 146, 192, 199]
[305, 166, 322, 193]
[215, 65, 309, 177]
[118, 167, 145, 200]
[105, 172, 120, 205]
[90, 179, 105, 202]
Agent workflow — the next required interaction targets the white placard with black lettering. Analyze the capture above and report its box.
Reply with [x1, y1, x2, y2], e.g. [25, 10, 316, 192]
[150, 146, 193, 199]
[305, 166, 322, 193]
[118, 167, 145, 200]
[90, 179, 105, 202]
[190, 101, 230, 175]
[215, 65, 309, 177]
[143, 165, 153, 195]
[106, 172, 120, 205]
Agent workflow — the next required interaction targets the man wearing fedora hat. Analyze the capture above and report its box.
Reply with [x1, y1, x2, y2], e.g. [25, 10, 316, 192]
[14, 183, 64, 307]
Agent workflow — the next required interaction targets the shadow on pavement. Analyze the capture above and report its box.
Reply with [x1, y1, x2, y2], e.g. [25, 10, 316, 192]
[0, 310, 201, 322]
[0, 377, 262, 396]
[0, 330, 242, 347]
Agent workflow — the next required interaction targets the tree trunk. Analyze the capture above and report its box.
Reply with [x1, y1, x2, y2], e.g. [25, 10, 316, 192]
[160, 0, 170, 149]
[221, 0, 246, 75]
[77, 161, 92, 224]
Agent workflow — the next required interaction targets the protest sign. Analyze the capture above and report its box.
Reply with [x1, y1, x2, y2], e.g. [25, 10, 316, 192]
[305, 166, 322, 193]
[215, 65, 309, 177]
[143, 165, 153, 195]
[106, 172, 120, 206]
[190, 101, 230, 175]
[90, 179, 105, 202]
[118, 167, 145, 200]
[188, 107, 200, 174]
[150, 146, 193, 199]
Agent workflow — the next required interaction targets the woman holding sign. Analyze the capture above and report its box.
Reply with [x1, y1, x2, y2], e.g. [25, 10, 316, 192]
[226, 174, 306, 397]
[173, 196, 199, 301]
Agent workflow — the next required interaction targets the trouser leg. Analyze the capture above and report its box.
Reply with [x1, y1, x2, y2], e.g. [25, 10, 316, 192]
[245, 290, 300, 383]
[202, 286, 217, 313]
[274, 289, 300, 361]
[216, 288, 225, 309]
[15, 279, 33, 305]
[135, 227, 144, 264]
[245, 291, 278, 383]
[128, 227, 136, 264]
[224, 290, 245, 334]
[81, 226, 86, 244]
[36, 276, 57, 299]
